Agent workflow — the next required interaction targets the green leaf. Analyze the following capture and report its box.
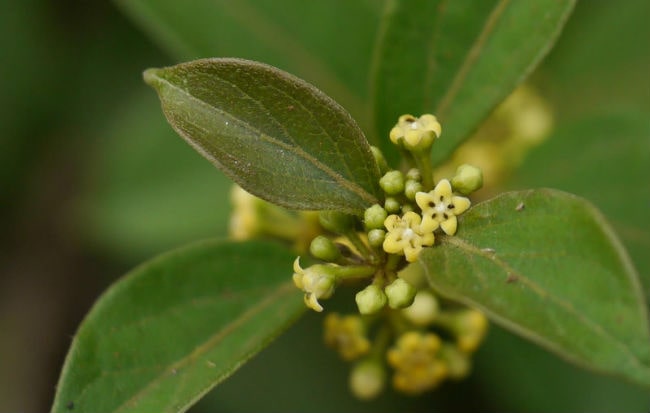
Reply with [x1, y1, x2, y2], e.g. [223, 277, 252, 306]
[52, 240, 304, 413]
[144, 58, 381, 214]
[420, 189, 650, 387]
[511, 111, 650, 301]
[371, 0, 576, 166]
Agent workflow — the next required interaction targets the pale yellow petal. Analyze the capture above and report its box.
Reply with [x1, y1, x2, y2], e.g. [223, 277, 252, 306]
[383, 233, 405, 254]
[440, 216, 458, 235]
[292, 272, 304, 289]
[384, 214, 400, 231]
[305, 293, 324, 312]
[433, 179, 452, 200]
[420, 216, 439, 233]
[293, 256, 303, 274]
[404, 245, 422, 262]
[415, 191, 435, 212]
[451, 196, 471, 215]
[420, 232, 435, 247]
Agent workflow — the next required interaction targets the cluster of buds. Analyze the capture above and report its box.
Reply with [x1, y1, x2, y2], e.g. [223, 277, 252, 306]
[229, 113, 489, 398]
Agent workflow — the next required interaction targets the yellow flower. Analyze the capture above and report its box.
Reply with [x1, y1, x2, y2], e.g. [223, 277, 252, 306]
[383, 212, 435, 262]
[324, 313, 370, 360]
[387, 332, 448, 394]
[415, 179, 471, 236]
[389, 114, 441, 150]
[292, 258, 337, 312]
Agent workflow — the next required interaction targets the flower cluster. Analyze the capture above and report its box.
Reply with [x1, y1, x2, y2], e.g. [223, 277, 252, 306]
[229, 113, 488, 398]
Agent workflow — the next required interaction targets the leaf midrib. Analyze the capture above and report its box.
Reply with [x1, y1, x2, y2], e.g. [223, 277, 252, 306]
[155, 71, 378, 207]
[440, 235, 649, 371]
[111, 281, 298, 413]
[435, 0, 510, 118]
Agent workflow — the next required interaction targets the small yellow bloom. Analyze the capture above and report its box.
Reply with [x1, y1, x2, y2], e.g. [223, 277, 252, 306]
[324, 313, 370, 360]
[387, 332, 448, 394]
[415, 179, 471, 236]
[292, 258, 337, 312]
[389, 114, 441, 150]
[383, 212, 435, 262]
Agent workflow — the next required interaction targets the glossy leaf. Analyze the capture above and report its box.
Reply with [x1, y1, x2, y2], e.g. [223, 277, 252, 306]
[371, 0, 576, 166]
[511, 111, 650, 301]
[144, 58, 381, 214]
[52, 240, 304, 413]
[420, 189, 650, 387]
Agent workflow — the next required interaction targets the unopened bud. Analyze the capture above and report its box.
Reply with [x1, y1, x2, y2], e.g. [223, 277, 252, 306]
[404, 180, 423, 200]
[401, 290, 439, 326]
[349, 359, 385, 400]
[405, 168, 421, 182]
[379, 170, 405, 195]
[367, 229, 386, 248]
[384, 197, 401, 214]
[451, 164, 483, 195]
[355, 284, 387, 315]
[370, 146, 389, 174]
[309, 235, 341, 262]
[384, 278, 417, 309]
[364, 204, 388, 230]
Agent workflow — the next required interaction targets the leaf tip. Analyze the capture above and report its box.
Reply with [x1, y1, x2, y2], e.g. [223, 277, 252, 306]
[143, 67, 163, 89]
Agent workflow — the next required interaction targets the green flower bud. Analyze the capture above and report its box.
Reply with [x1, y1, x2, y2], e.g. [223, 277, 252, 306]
[384, 278, 417, 309]
[401, 204, 415, 214]
[401, 290, 439, 326]
[404, 179, 423, 200]
[451, 164, 483, 195]
[370, 146, 389, 174]
[364, 204, 388, 230]
[319, 211, 356, 234]
[349, 359, 386, 400]
[367, 229, 386, 248]
[355, 284, 387, 315]
[384, 197, 401, 214]
[309, 235, 341, 262]
[405, 168, 421, 182]
[379, 170, 405, 195]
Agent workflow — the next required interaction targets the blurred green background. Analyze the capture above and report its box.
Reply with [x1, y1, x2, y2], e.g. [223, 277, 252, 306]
[1, 1, 648, 411]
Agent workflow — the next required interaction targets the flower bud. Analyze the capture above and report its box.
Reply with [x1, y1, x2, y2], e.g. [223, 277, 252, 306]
[367, 229, 386, 248]
[401, 290, 439, 326]
[319, 211, 356, 234]
[384, 197, 401, 214]
[349, 359, 386, 400]
[451, 164, 483, 195]
[384, 278, 417, 309]
[379, 170, 405, 195]
[364, 204, 388, 230]
[404, 180, 423, 200]
[309, 235, 341, 262]
[405, 168, 422, 182]
[355, 284, 387, 315]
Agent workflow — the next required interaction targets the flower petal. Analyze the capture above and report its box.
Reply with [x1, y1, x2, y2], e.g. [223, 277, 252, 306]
[440, 216, 458, 235]
[433, 179, 452, 200]
[451, 196, 471, 215]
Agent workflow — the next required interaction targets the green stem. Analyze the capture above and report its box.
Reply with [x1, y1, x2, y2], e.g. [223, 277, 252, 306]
[335, 265, 377, 280]
[413, 151, 434, 191]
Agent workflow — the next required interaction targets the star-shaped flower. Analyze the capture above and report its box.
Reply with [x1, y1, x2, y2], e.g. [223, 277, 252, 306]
[389, 114, 442, 151]
[292, 258, 337, 312]
[383, 211, 435, 262]
[324, 313, 370, 360]
[415, 179, 471, 236]
[387, 332, 448, 394]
